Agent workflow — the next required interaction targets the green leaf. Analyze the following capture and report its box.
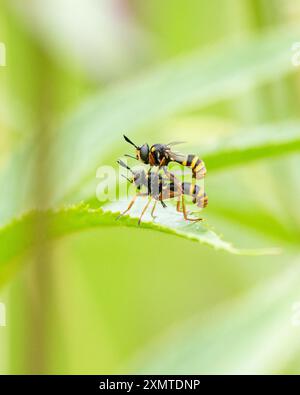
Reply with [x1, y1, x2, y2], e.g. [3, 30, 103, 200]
[203, 122, 300, 172]
[0, 203, 280, 288]
[104, 199, 281, 255]
[128, 259, 300, 374]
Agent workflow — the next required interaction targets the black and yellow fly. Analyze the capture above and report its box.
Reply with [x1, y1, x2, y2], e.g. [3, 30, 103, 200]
[123, 135, 207, 181]
[117, 160, 207, 224]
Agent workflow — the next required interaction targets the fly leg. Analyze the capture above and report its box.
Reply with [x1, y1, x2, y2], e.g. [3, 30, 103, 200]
[176, 197, 182, 213]
[160, 163, 183, 194]
[138, 197, 153, 225]
[181, 195, 202, 222]
[150, 200, 158, 219]
[116, 192, 147, 220]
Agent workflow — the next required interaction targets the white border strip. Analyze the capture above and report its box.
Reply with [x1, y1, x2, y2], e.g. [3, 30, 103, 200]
[0, 43, 6, 67]
[0, 303, 6, 327]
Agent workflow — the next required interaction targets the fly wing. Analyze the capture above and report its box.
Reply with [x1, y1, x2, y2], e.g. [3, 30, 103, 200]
[166, 141, 186, 147]
[167, 149, 186, 162]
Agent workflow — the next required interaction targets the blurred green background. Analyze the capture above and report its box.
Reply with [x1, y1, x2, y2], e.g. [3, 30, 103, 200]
[1, 0, 300, 374]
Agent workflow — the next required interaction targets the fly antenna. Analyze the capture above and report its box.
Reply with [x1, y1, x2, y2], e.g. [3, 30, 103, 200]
[124, 154, 138, 160]
[123, 135, 139, 149]
[117, 160, 133, 173]
[121, 174, 133, 183]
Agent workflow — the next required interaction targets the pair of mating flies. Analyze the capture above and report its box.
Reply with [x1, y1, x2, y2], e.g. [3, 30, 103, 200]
[117, 135, 208, 224]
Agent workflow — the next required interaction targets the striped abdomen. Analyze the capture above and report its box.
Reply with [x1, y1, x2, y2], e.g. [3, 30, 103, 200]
[181, 183, 208, 208]
[175, 154, 206, 179]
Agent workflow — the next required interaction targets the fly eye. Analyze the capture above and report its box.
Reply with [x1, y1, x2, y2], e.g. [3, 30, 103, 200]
[140, 144, 149, 162]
